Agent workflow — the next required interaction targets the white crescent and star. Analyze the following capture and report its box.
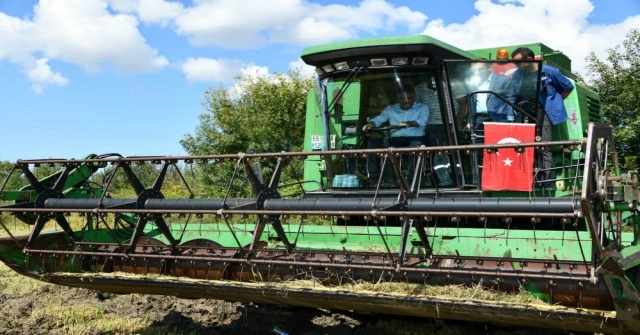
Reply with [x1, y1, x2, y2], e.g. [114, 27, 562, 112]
[495, 137, 520, 167]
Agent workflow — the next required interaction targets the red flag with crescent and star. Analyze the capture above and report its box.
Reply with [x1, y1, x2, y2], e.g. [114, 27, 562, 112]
[481, 123, 536, 191]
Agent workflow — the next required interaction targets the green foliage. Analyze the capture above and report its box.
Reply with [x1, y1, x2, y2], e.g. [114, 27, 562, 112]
[181, 70, 314, 196]
[0, 161, 22, 191]
[182, 69, 314, 155]
[0, 156, 195, 202]
[95, 162, 197, 198]
[98, 162, 162, 197]
[623, 155, 638, 172]
[585, 29, 640, 169]
[0, 160, 64, 193]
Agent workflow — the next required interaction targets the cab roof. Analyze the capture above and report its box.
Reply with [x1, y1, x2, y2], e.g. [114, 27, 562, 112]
[301, 35, 476, 67]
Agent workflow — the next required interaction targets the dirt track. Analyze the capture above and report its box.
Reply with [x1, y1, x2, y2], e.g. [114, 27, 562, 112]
[0, 276, 598, 335]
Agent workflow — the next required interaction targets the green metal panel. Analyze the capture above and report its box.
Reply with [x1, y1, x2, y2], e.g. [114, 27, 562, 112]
[426, 228, 595, 261]
[553, 81, 602, 141]
[303, 89, 325, 191]
[139, 223, 640, 263]
[551, 81, 602, 165]
[553, 79, 584, 142]
[337, 82, 361, 146]
[574, 82, 602, 124]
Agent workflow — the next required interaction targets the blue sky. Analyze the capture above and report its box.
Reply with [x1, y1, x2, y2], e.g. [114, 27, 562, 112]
[1, 0, 639, 162]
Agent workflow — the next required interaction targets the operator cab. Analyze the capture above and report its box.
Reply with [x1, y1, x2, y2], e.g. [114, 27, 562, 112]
[302, 36, 541, 194]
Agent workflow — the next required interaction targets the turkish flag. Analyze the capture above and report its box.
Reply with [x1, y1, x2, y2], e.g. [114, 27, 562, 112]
[481, 123, 536, 191]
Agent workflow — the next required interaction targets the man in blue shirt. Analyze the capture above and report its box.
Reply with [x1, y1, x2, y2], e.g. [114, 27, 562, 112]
[511, 47, 574, 187]
[363, 86, 429, 147]
[362, 87, 429, 180]
[467, 61, 516, 138]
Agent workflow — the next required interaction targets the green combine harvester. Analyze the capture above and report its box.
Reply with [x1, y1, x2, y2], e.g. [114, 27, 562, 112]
[1, 35, 639, 334]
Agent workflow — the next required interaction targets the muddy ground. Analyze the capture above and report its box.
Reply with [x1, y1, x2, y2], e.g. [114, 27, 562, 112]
[0, 279, 598, 335]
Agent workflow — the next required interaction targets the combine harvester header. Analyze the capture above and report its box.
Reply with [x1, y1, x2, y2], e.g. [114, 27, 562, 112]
[1, 35, 639, 334]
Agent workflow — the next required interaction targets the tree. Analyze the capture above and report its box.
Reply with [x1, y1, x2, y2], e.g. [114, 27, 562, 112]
[0, 161, 23, 191]
[0, 160, 62, 192]
[585, 29, 640, 170]
[180, 69, 315, 196]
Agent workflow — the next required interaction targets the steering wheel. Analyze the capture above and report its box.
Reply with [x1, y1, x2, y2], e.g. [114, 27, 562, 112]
[364, 125, 402, 132]
[359, 125, 403, 148]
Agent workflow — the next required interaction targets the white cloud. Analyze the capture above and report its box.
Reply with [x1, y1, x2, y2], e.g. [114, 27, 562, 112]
[0, 12, 37, 61]
[227, 65, 312, 100]
[3, 0, 638, 93]
[288, 0, 426, 45]
[288, 58, 316, 78]
[27, 58, 69, 94]
[0, 0, 168, 92]
[138, 0, 182, 25]
[181, 57, 268, 82]
[105, 0, 139, 13]
[108, 0, 182, 26]
[169, 0, 426, 47]
[240, 65, 271, 78]
[32, 0, 169, 73]
[277, 17, 354, 46]
[181, 57, 311, 88]
[175, 0, 305, 47]
[421, 0, 640, 77]
[307, 0, 426, 34]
